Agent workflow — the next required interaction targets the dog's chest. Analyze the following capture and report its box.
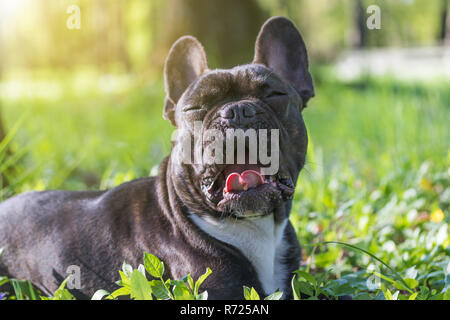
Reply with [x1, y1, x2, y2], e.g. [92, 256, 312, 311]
[190, 214, 288, 296]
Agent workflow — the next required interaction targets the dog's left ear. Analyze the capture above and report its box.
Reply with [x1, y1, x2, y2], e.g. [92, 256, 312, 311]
[164, 36, 209, 126]
[254, 16, 314, 109]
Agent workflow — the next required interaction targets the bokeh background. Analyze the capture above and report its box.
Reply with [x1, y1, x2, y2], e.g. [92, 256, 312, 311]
[0, 0, 449, 299]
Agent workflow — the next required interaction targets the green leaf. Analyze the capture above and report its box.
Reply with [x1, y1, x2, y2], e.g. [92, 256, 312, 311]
[430, 293, 444, 300]
[333, 283, 354, 296]
[173, 284, 195, 300]
[182, 274, 195, 292]
[169, 279, 187, 287]
[194, 268, 212, 295]
[52, 277, 75, 300]
[91, 290, 110, 300]
[417, 286, 430, 300]
[315, 269, 332, 287]
[264, 291, 283, 300]
[372, 271, 412, 292]
[137, 264, 146, 276]
[294, 270, 317, 285]
[292, 276, 301, 300]
[122, 262, 133, 278]
[143, 253, 165, 278]
[408, 292, 419, 300]
[109, 287, 131, 299]
[443, 290, 450, 301]
[353, 293, 373, 300]
[118, 270, 131, 287]
[130, 270, 153, 300]
[149, 280, 171, 300]
[243, 286, 260, 300]
[403, 278, 419, 289]
[384, 289, 393, 300]
[392, 291, 399, 300]
[297, 281, 314, 297]
[0, 276, 8, 287]
[196, 291, 209, 300]
[393, 281, 410, 291]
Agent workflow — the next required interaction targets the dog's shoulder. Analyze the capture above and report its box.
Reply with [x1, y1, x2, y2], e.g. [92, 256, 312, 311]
[0, 177, 159, 226]
[96, 176, 158, 210]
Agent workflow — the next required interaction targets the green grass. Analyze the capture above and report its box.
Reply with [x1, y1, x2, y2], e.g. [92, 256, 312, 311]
[0, 69, 449, 300]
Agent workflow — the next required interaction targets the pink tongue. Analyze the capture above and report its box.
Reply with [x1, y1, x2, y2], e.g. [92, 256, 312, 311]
[224, 170, 264, 193]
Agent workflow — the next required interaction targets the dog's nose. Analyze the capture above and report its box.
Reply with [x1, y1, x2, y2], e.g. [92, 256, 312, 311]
[219, 103, 256, 127]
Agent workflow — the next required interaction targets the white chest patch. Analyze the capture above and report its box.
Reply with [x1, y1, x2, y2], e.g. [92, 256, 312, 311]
[189, 213, 288, 296]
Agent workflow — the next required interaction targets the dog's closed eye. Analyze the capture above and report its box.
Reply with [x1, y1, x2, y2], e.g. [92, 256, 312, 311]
[266, 90, 287, 98]
[182, 105, 203, 112]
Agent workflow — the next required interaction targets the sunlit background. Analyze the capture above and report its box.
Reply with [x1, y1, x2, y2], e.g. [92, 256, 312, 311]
[0, 0, 448, 189]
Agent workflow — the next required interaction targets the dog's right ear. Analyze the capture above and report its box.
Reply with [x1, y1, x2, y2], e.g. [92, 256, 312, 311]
[163, 36, 208, 126]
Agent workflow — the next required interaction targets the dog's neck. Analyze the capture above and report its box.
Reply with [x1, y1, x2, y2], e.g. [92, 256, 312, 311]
[160, 156, 291, 296]
[189, 212, 289, 296]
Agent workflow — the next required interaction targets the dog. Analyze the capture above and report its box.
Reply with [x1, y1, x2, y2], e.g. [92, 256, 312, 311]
[0, 16, 314, 300]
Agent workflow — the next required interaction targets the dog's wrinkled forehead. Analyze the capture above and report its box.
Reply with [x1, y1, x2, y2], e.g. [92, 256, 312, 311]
[163, 16, 314, 127]
[180, 64, 289, 106]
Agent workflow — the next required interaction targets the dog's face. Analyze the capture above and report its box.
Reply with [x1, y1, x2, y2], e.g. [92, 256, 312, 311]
[163, 17, 314, 219]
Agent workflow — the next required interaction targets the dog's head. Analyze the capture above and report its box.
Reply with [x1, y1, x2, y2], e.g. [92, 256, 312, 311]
[163, 17, 314, 219]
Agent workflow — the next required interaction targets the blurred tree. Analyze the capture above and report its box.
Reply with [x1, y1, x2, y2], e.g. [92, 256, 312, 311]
[440, 0, 450, 44]
[0, 43, 7, 187]
[0, 106, 4, 144]
[274, 0, 353, 61]
[0, 0, 446, 72]
[91, 0, 131, 71]
[161, 0, 268, 68]
[353, 0, 368, 48]
[0, 24, 5, 144]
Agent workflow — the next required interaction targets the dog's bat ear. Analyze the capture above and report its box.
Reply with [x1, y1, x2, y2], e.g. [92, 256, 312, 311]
[253, 16, 315, 109]
[164, 36, 208, 126]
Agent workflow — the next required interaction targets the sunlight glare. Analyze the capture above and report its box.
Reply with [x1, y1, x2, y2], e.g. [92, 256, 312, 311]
[0, 0, 24, 19]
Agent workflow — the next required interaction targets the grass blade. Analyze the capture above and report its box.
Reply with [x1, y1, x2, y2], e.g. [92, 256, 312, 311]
[311, 241, 414, 293]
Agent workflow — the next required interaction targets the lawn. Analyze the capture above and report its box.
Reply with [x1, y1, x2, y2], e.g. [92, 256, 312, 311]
[0, 68, 449, 300]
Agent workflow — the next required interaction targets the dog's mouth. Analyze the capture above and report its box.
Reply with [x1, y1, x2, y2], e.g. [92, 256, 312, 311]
[200, 164, 295, 216]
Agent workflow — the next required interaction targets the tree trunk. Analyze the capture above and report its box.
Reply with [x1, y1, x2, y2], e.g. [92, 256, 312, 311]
[160, 0, 268, 68]
[353, 0, 368, 48]
[440, 0, 450, 45]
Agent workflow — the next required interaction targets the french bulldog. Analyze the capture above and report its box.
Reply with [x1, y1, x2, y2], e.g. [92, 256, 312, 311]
[0, 16, 314, 299]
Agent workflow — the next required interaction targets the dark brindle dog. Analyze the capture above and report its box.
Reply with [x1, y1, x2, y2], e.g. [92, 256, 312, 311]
[0, 17, 314, 299]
